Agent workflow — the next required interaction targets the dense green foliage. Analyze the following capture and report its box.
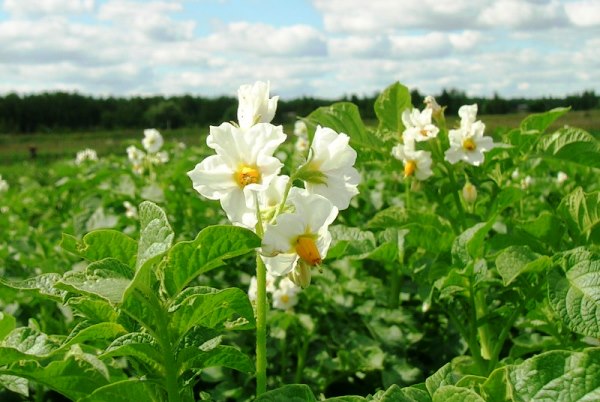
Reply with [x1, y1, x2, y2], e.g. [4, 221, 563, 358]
[0, 81, 599, 401]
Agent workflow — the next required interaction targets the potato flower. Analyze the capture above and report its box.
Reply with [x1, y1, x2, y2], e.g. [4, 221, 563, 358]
[402, 108, 439, 142]
[187, 122, 286, 228]
[237, 81, 279, 129]
[272, 278, 300, 310]
[302, 126, 360, 210]
[75, 148, 98, 165]
[444, 104, 494, 166]
[261, 188, 338, 277]
[391, 144, 433, 181]
[142, 128, 164, 153]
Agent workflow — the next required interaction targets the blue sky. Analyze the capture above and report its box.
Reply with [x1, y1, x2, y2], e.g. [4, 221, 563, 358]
[1, 0, 599, 99]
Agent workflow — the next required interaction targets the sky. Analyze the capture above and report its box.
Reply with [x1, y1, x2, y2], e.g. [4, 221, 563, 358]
[0, 0, 599, 100]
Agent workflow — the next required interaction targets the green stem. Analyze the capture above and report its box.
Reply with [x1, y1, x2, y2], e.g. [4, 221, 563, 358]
[404, 177, 411, 211]
[294, 337, 310, 384]
[35, 384, 44, 402]
[255, 254, 268, 396]
[388, 262, 400, 309]
[474, 289, 493, 364]
[446, 163, 466, 230]
[489, 302, 522, 369]
[466, 283, 486, 375]
[156, 310, 181, 402]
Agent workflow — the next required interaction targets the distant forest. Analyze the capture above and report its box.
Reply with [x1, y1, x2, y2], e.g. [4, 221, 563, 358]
[0, 88, 598, 134]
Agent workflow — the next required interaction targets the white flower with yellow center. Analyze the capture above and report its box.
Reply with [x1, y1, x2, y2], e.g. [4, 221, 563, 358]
[261, 188, 338, 277]
[75, 148, 98, 165]
[272, 278, 300, 310]
[302, 126, 360, 210]
[444, 105, 494, 166]
[237, 81, 279, 129]
[142, 128, 164, 153]
[402, 108, 439, 143]
[391, 144, 433, 181]
[187, 122, 286, 228]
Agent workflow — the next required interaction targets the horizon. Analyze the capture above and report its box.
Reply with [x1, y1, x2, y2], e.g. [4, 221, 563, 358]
[1, 0, 599, 100]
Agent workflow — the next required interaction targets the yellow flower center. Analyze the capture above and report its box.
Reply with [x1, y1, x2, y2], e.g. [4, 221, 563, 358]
[463, 138, 476, 151]
[295, 236, 322, 266]
[404, 160, 417, 178]
[280, 294, 290, 303]
[420, 128, 429, 137]
[234, 166, 261, 188]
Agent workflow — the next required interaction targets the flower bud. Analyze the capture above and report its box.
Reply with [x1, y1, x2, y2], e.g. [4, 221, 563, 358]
[462, 182, 478, 204]
[424, 95, 442, 119]
[288, 261, 312, 289]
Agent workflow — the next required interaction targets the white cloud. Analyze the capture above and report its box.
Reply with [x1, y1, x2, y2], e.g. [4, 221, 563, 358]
[479, 0, 568, 29]
[2, 0, 94, 17]
[203, 22, 327, 57]
[565, 0, 600, 27]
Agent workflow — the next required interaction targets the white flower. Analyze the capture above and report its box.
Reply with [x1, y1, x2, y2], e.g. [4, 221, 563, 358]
[0, 175, 9, 192]
[303, 126, 360, 210]
[142, 128, 164, 153]
[391, 144, 433, 181]
[511, 168, 520, 180]
[294, 120, 308, 138]
[444, 105, 494, 166]
[123, 201, 138, 219]
[187, 122, 286, 228]
[521, 175, 533, 189]
[75, 148, 98, 165]
[149, 151, 169, 165]
[248, 272, 278, 302]
[237, 81, 279, 129]
[272, 282, 300, 310]
[401, 108, 439, 142]
[261, 189, 338, 277]
[127, 145, 145, 165]
[556, 171, 568, 185]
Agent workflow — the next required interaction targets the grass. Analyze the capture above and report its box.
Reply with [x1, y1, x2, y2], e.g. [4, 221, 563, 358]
[1, 110, 598, 165]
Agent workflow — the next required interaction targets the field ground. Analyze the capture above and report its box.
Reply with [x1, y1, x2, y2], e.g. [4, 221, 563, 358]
[0, 109, 598, 165]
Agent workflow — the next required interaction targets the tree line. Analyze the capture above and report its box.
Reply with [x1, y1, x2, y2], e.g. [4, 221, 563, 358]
[0, 88, 597, 134]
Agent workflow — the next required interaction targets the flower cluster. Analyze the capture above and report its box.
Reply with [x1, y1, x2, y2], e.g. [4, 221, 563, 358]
[127, 129, 169, 175]
[75, 148, 98, 165]
[188, 81, 360, 288]
[392, 101, 496, 182]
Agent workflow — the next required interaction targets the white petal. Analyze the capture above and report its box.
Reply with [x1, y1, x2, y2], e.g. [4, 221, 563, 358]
[187, 155, 236, 200]
[444, 147, 463, 164]
[262, 253, 298, 276]
[220, 189, 256, 228]
[262, 213, 305, 256]
[306, 167, 359, 210]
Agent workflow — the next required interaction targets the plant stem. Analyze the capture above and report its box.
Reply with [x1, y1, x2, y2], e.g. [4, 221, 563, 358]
[474, 288, 493, 364]
[388, 262, 400, 309]
[445, 162, 466, 230]
[404, 177, 411, 211]
[255, 254, 268, 396]
[294, 337, 310, 384]
[156, 309, 182, 402]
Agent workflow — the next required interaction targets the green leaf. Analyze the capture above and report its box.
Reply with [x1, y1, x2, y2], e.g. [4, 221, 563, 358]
[137, 201, 174, 270]
[0, 273, 64, 301]
[175, 326, 221, 364]
[60, 230, 137, 268]
[255, 384, 317, 402]
[324, 396, 365, 401]
[548, 253, 600, 338]
[306, 102, 382, 151]
[0, 312, 16, 341]
[519, 107, 570, 134]
[3, 348, 111, 401]
[483, 348, 600, 402]
[67, 297, 118, 323]
[537, 127, 600, 169]
[161, 225, 260, 297]
[56, 258, 133, 303]
[519, 211, 564, 250]
[452, 221, 496, 266]
[365, 229, 409, 264]
[558, 187, 600, 243]
[180, 345, 254, 374]
[1, 327, 60, 361]
[78, 379, 163, 402]
[327, 225, 377, 259]
[432, 386, 485, 402]
[169, 287, 255, 340]
[392, 386, 431, 402]
[425, 363, 461, 396]
[495, 246, 552, 286]
[0, 375, 29, 397]
[62, 322, 126, 350]
[374, 81, 412, 139]
[101, 332, 163, 372]
[494, 187, 525, 213]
